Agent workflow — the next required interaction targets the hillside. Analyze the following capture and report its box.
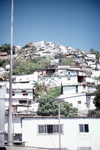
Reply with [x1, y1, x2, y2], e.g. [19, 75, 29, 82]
[0, 41, 99, 80]
[15, 41, 88, 60]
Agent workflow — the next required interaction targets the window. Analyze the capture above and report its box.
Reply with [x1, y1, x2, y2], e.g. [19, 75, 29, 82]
[78, 101, 81, 104]
[22, 90, 26, 93]
[23, 93, 28, 96]
[76, 86, 78, 93]
[12, 91, 15, 96]
[67, 77, 70, 80]
[22, 90, 28, 96]
[79, 124, 89, 133]
[19, 100, 27, 104]
[38, 125, 63, 134]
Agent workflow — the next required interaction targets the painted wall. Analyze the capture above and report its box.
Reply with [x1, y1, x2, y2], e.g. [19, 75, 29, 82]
[22, 117, 100, 150]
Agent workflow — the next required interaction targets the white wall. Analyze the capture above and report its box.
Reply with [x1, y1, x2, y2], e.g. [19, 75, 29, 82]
[5, 117, 22, 134]
[22, 117, 100, 150]
[59, 93, 96, 115]
[86, 95, 96, 110]
[61, 76, 78, 85]
[78, 85, 88, 93]
[12, 73, 38, 82]
[63, 85, 90, 95]
[60, 93, 88, 113]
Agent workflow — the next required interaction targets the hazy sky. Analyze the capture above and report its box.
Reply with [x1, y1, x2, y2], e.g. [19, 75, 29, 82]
[0, 0, 100, 52]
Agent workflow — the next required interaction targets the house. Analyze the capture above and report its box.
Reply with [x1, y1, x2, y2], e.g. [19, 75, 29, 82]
[0, 52, 9, 60]
[60, 83, 96, 115]
[96, 62, 100, 70]
[5, 73, 39, 114]
[5, 81, 34, 113]
[57, 66, 88, 85]
[12, 73, 38, 83]
[22, 117, 100, 150]
[5, 116, 22, 143]
[85, 54, 96, 60]
[59, 92, 96, 116]
[91, 71, 100, 85]
[0, 68, 5, 74]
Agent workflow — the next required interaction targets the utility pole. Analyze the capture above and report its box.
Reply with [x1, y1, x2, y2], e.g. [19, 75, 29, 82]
[58, 100, 61, 150]
[8, 0, 14, 146]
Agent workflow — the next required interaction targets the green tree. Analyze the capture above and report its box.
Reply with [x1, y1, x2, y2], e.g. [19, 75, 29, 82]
[3, 72, 9, 81]
[93, 91, 100, 109]
[93, 76, 100, 109]
[62, 57, 73, 65]
[22, 44, 29, 49]
[13, 61, 39, 75]
[55, 53, 66, 65]
[0, 43, 15, 54]
[37, 99, 77, 117]
[37, 56, 51, 69]
[0, 59, 10, 68]
[34, 84, 78, 117]
[90, 48, 100, 60]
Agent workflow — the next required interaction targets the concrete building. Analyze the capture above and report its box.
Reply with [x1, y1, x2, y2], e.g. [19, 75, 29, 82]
[22, 117, 100, 150]
[60, 84, 96, 116]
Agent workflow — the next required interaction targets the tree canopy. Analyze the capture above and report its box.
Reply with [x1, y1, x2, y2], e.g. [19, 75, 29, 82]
[13, 61, 38, 75]
[93, 91, 100, 109]
[34, 83, 78, 117]
[93, 76, 100, 109]
[0, 43, 15, 54]
[13, 56, 51, 75]
[90, 48, 100, 60]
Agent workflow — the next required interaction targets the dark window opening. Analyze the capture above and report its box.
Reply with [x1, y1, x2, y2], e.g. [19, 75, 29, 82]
[47, 125, 53, 133]
[22, 90, 26, 93]
[79, 124, 89, 133]
[12, 91, 15, 96]
[38, 124, 63, 134]
[85, 124, 89, 132]
[23, 93, 28, 96]
[19, 100, 27, 104]
[78, 76, 85, 83]
[78, 101, 81, 104]
[76, 85, 78, 93]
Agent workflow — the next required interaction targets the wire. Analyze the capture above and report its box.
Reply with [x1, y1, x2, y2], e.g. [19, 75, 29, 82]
[35, 91, 100, 104]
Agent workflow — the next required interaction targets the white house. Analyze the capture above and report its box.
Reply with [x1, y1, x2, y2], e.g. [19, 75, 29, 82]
[60, 84, 96, 116]
[12, 72, 38, 83]
[5, 81, 34, 113]
[96, 62, 100, 70]
[22, 117, 100, 150]
[5, 73, 38, 114]
[0, 67, 5, 75]
[91, 71, 100, 85]
[85, 54, 96, 60]
[5, 116, 22, 143]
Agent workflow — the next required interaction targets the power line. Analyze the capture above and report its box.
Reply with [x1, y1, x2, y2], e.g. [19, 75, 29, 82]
[35, 92, 99, 104]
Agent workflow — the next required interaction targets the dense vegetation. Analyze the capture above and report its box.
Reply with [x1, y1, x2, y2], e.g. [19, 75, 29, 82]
[34, 83, 78, 117]
[0, 43, 15, 54]
[0, 43, 100, 77]
[93, 76, 100, 109]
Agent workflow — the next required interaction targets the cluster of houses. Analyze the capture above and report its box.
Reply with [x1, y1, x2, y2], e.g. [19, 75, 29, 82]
[0, 65, 100, 149]
[0, 41, 100, 149]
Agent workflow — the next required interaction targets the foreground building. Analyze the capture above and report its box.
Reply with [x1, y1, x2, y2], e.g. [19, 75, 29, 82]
[22, 117, 100, 150]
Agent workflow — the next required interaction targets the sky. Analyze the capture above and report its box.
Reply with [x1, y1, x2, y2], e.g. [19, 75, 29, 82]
[0, 0, 100, 52]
